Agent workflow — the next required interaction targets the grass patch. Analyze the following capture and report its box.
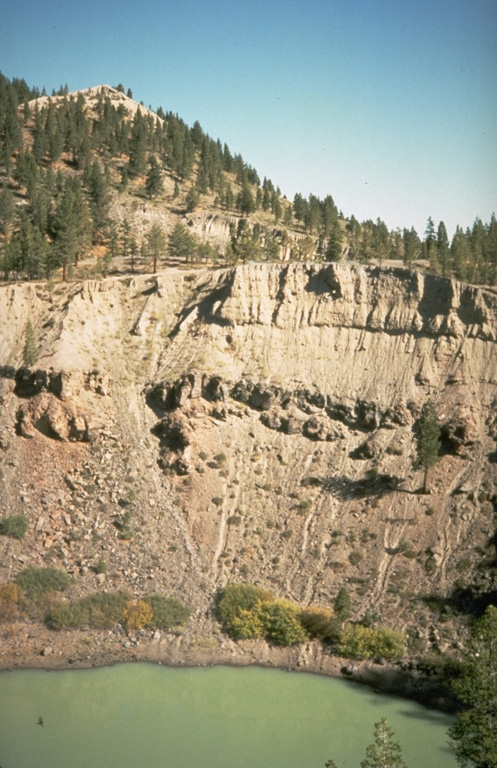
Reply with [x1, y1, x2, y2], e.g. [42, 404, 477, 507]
[15, 567, 71, 602]
[0, 514, 28, 540]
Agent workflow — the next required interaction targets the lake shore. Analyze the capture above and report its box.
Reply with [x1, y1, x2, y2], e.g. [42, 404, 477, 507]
[0, 622, 457, 712]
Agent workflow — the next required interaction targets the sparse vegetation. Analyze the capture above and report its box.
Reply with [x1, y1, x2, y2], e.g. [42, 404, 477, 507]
[45, 591, 191, 632]
[0, 513, 28, 540]
[0, 583, 21, 622]
[143, 594, 191, 630]
[348, 550, 364, 566]
[115, 510, 134, 540]
[15, 567, 71, 602]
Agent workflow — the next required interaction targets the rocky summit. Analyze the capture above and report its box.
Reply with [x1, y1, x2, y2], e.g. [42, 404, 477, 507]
[1, 262, 497, 666]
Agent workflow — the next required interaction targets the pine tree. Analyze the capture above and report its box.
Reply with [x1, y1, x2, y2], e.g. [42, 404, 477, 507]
[225, 184, 234, 210]
[185, 187, 199, 212]
[145, 222, 167, 272]
[272, 194, 282, 222]
[449, 605, 497, 768]
[52, 177, 91, 280]
[326, 221, 343, 262]
[128, 109, 148, 177]
[83, 159, 110, 234]
[325, 718, 408, 768]
[305, 194, 322, 233]
[437, 221, 451, 277]
[402, 227, 420, 265]
[416, 399, 440, 493]
[372, 218, 389, 266]
[322, 195, 338, 238]
[0, 182, 14, 235]
[32, 106, 48, 164]
[23, 320, 37, 367]
[424, 217, 436, 259]
[168, 222, 196, 263]
[361, 718, 408, 768]
[333, 586, 351, 623]
[451, 226, 472, 282]
[237, 183, 255, 215]
[145, 155, 163, 198]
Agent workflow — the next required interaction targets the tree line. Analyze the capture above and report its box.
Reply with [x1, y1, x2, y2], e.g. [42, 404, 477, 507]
[0, 71, 496, 285]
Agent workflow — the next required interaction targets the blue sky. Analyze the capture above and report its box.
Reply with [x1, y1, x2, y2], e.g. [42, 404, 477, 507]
[1, 0, 496, 236]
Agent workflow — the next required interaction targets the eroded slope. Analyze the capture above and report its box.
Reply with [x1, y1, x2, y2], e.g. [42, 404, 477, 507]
[1, 263, 496, 657]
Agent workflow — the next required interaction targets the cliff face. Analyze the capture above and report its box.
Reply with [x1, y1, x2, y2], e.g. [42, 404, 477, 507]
[1, 263, 496, 652]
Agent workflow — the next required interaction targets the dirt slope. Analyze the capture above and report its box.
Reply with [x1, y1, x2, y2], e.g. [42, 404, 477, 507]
[1, 262, 496, 663]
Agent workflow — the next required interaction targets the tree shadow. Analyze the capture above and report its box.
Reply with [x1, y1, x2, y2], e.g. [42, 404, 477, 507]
[301, 471, 403, 500]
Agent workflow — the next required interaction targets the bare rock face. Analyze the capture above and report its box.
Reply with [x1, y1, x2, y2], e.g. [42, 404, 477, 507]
[1, 263, 497, 649]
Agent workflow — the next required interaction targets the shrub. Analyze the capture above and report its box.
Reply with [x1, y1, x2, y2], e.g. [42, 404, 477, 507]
[143, 594, 191, 630]
[123, 599, 154, 630]
[0, 583, 21, 622]
[117, 511, 134, 540]
[217, 583, 308, 646]
[258, 600, 309, 646]
[77, 591, 131, 629]
[217, 583, 275, 633]
[15, 567, 71, 602]
[0, 514, 28, 540]
[296, 499, 312, 513]
[349, 551, 363, 566]
[386, 444, 403, 456]
[45, 601, 88, 630]
[339, 624, 407, 661]
[301, 605, 339, 641]
[231, 607, 265, 639]
[424, 556, 436, 574]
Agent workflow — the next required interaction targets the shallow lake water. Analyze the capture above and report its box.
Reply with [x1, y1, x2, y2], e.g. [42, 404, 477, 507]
[0, 663, 457, 768]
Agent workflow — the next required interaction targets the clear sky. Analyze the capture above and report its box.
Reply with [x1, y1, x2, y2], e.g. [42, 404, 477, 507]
[1, 0, 496, 236]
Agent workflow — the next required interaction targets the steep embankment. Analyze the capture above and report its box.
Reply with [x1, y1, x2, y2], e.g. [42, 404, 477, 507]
[1, 263, 496, 670]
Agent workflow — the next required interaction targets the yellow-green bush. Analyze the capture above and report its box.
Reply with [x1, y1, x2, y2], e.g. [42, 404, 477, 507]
[216, 583, 275, 633]
[339, 623, 407, 660]
[216, 583, 309, 646]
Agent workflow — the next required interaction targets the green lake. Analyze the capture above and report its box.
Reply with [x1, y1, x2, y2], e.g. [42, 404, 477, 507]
[0, 663, 457, 767]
